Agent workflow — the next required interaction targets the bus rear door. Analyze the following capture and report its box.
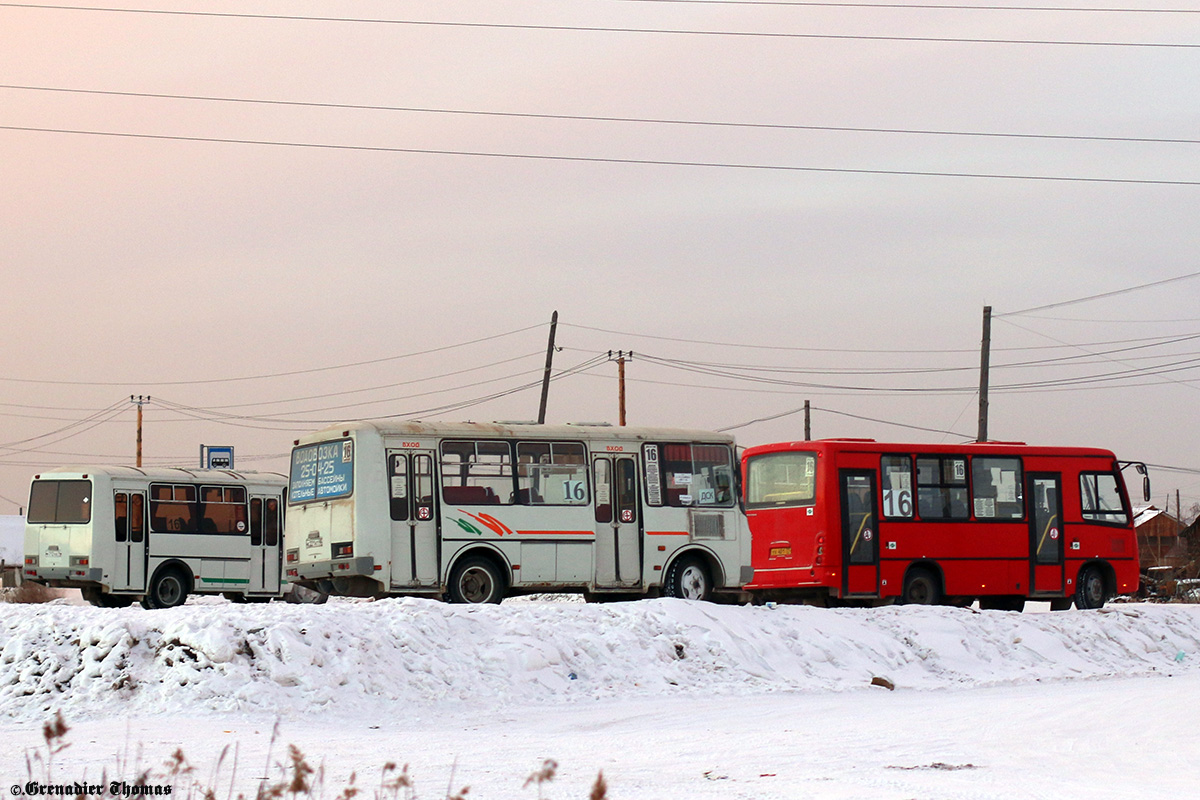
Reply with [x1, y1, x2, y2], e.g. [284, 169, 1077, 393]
[1028, 473, 1065, 594]
[249, 495, 283, 594]
[388, 450, 440, 588]
[840, 470, 880, 597]
[112, 490, 146, 591]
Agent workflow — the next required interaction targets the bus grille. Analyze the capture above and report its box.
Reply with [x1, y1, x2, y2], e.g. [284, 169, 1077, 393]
[690, 511, 725, 540]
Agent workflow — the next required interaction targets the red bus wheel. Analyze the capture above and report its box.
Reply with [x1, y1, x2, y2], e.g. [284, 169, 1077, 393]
[901, 568, 942, 605]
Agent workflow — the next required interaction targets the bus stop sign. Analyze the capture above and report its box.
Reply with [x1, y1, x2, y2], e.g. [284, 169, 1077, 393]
[202, 445, 235, 469]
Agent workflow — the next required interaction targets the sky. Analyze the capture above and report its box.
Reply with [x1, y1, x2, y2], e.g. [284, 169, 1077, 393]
[1, 0, 1199, 515]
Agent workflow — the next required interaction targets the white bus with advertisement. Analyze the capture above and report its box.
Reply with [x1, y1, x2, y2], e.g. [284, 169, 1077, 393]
[23, 466, 288, 607]
[285, 421, 751, 603]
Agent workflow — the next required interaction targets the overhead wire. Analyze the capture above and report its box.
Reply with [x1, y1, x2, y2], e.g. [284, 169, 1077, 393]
[6, 124, 1200, 187]
[998, 271, 1200, 316]
[6, 84, 1199, 148]
[0, 323, 545, 387]
[562, 323, 1200, 354]
[2, 4, 1198, 47]
[602, 0, 1200, 11]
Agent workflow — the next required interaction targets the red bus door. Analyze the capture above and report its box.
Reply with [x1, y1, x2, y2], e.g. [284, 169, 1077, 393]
[840, 470, 879, 597]
[1028, 473, 1064, 595]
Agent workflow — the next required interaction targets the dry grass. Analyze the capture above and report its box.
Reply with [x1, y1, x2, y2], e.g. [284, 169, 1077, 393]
[23, 714, 610, 800]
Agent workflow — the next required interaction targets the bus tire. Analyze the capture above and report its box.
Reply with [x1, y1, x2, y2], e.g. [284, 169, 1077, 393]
[145, 567, 190, 609]
[448, 556, 506, 604]
[901, 567, 942, 605]
[1074, 565, 1108, 610]
[664, 555, 711, 602]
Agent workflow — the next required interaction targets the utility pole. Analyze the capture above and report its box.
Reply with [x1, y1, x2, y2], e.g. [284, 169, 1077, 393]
[804, 400, 811, 441]
[537, 311, 559, 424]
[131, 395, 150, 467]
[609, 351, 632, 426]
[977, 305, 992, 442]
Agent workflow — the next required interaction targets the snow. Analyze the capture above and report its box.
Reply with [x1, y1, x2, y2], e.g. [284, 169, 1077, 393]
[2, 598, 1200, 798]
[0, 515, 23, 565]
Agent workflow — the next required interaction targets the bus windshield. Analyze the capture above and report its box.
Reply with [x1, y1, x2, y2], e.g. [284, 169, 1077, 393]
[746, 452, 817, 509]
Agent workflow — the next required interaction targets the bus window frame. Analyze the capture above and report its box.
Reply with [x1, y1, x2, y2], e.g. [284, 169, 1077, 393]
[1079, 470, 1132, 527]
[744, 450, 818, 511]
[915, 454, 971, 522]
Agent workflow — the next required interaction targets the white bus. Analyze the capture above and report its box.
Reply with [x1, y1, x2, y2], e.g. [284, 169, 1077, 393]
[285, 421, 751, 603]
[23, 466, 288, 608]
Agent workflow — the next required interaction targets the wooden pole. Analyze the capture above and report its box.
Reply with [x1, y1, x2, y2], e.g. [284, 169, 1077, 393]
[537, 311, 559, 424]
[977, 305, 992, 442]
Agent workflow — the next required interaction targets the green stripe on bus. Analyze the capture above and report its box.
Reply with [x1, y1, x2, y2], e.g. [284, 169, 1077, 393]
[197, 578, 251, 584]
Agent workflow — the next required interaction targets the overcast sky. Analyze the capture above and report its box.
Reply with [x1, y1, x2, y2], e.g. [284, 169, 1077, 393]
[2, 0, 1198, 515]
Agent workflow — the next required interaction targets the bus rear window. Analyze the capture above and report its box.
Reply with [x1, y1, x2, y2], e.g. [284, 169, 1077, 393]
[746, 452, 816, 509]
[28, 480, 92, 524]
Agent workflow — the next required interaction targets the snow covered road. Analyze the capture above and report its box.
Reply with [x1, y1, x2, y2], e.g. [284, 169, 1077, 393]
[2, 598, 1199, 798]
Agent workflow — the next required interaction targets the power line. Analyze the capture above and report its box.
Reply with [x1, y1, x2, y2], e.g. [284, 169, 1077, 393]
[147, 354, 612, 429]
[567, 332, 1200, 376]
[3, 3, 1198, 47]
[5, 124, 1200, 186]
[999, 271, 1200, 316]
[0, 323, 544, 387]
[7, 84, 1199, 148]
[562, 324, 1200, 354]
[606, 0, 1200, 11]
[718, 402, 971, 437]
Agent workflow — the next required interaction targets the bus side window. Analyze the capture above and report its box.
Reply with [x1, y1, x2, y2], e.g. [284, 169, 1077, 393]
[616, 459, 637, 523]
[265, 499, 279, 547]
[130, 494, 144, 543]
[250, 498, 263, 546]
[594, 458, 613, 523]
[114, 493, 128, 542]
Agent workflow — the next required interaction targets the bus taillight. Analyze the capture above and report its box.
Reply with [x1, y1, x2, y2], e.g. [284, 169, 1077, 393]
[333, 542, 353, 558]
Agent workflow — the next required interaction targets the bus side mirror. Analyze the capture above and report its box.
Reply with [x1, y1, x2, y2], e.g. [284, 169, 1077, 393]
[1136, 463, 1150, 502]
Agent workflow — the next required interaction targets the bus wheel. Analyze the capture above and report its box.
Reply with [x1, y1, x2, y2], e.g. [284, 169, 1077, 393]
[448, 556, 506, 604]
[664, 556, 711, 602]
[145, 568, 190, 609]
[1074, 565, 1107, 610]
[901, 568, 942, 605]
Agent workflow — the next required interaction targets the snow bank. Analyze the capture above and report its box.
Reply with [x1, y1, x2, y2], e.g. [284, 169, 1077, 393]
[1, 599, 1198, 723]
[0, 515, 23, 564]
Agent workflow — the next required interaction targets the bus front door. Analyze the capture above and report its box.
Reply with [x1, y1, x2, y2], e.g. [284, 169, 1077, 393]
[388, 451, 440, 588]
[1028, 473, 1065, 595]
[112, 491, 147, 592]
[840, 470, 880, 597]
[593, 456, 642, 589]
[248, 495, 283, 594]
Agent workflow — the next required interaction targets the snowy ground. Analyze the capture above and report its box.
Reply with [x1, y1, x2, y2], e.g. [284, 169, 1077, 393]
[3, 596, 1200, 798]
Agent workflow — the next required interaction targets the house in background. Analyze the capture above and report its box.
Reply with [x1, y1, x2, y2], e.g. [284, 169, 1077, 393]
[1134, 506, 1186, 571]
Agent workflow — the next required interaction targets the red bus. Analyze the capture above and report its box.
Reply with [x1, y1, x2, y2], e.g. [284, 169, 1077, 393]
[741, 439, 1147, 610]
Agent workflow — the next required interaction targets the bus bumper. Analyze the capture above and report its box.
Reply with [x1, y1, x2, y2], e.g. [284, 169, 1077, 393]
[24, 566, 104, 583]
[296, 556, 375, 581]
